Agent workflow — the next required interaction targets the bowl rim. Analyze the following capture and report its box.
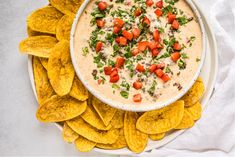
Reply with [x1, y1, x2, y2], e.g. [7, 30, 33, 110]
[70, 0, 207, 112]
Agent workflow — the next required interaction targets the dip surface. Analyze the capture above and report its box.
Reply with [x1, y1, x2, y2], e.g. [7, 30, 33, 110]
[73, 0, 202, 105]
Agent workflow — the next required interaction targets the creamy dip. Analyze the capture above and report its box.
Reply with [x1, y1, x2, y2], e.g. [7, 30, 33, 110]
[73, 0, 202, 105]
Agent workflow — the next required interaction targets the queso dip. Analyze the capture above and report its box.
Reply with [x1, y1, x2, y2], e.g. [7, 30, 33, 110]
[73, 0, 202, 105]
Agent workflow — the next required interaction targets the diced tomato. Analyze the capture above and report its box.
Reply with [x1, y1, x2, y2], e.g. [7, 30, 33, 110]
[167, 12, 176, 24]
[146, 0, 154, 7]
[173, 42, 181, 51]
[153, 30, 160, 41]
[96, 41, 103, 52]
[151, 49, 159, 57]
[115, 37, 120, 43]
[154, 9, 162, 17]
[148, 41, 158, 50]
[171, 52, 181, 62]
[113, 26, 121, 34]
[161, 73, 170, 83]
[98, 1, 107, 11]
[115, 57, 125, 68]
[136, 63, 145, 72]
[114, 18, 125, 28]
[122, 30, 133, 41]
[157, 42, 164, 49]
[133, 81, 143, 90]
[104, 66, 112, 75]
[110, 74, 120, 83]
[142, 16, 151, 27]
[133, 94, 142, 102]
[138, 41, 149, 52]
[155, 69, 164, 77]
[132, 48, 139, 56]
[110, 68, 118, 77]
[119, 37, 127, 46]
[132, 28, 141, 39]
[172, 20, 179, 30]
[134, 7, 142, 17]
[149, 64, 157, 73]
[96, 19, 105, 28]
[156, 62, 165, 69]
[156, 0, 163, 8]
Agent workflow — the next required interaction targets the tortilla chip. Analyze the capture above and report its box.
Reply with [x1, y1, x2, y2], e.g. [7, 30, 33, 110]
[27, 6, 63, 34]
[39, 57, 48, 70]
[62, 122, 79, 143]
[149, 133, 165, 141]
[175, 110, 195, 129]
[67, 117, 119, 144]
[136, 101, 184, 134]
[36, 95, 87, 122]
[33, 57, 54, 106]
[49, 0, 83, 16]
[74, 136, 96, 152]
[186, 102, 202, 121]
[92, 97, 117, 126]
[56, 15, 74, 41]
[182, 78, 205, 107]
[124, 112, 148, 153]
[96, 128, 126, 150]
[27, 27, 55, 37]
[47, 40, 75, 96]
[110, 110, 125, 129]
[19, 36, 58, 58]
[69, 76, 88, 101]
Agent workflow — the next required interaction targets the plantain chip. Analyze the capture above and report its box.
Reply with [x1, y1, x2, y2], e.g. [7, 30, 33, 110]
[27, 6, 64, 34]
[136, 101, 184, 134]
[47, 40, 75, 96]
[175, 110, 195, 129]
[124, 112, 148, 153]
[186, 102, 202, 121]
[96, 128, 127, 150]
[149, 133, 165, 141]
[49, 0, 83, 16]
[27, 27, 55, 37]
[39, 57, 48, 70]
[92, 97, 117, 126]
[69, 76, 88, 101]
[74, 136, 96, 152]
[62, 122, 79, 143]
[110, 110, 125, 129]
[81, 103, 112, 130]
[56, 15, 74, 41]
[182, 78, 205, 107]
[36, 95, 86, 122]
[67, 117, 119, 144]
[19, 36, 58, 58]
[33, 57, 54, 106]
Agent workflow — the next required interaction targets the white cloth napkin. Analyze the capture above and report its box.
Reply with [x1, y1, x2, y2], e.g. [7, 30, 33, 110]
[129, 0, 235, 156]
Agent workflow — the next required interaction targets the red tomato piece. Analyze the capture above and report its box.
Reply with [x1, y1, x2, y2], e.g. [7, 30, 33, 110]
[119, 36, 127, 46]
[153, 29, 160, 41]
[113, 26, 121, 34]
[151, 49, 159, 57]
[133, 81, 143, 90]
[98, 1, 107, 11]
[146, 0, 154, 7]
[138, 41, 149, 52]
[156, 0, 163, 8]
[96, 19, 105, 28]
[132, 28, 141, 39]
[155, 69, 164, 77]
[161, 73, 170, 83]
[110, 68, 118, 77]
[149, 64, 157, 73]
[154, 9, 162, 17]
[96, 41, 103, 52]
[142, 16, 151, 27]
[134, 7, 142, 17]
[104, 66, 112, 75]
[110, 74, 120, 83]
[122, 30, 133, 41]
[114, 18, 125, 28]
[156, 62, 165, 69]
[173, 42, 181, 50]
[167, 12, 176, 24]
[172, 20, 179, 30]
[133, 94, 142, 102]
[136, 63, 145, 72]
[132, 48, 139, 56]
[148, 41, 158, 50]
[171, 52, 181, 62]
[115, 57, 125, 68]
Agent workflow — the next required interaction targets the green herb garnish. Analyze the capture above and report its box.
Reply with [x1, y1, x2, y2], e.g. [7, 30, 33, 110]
[120, 91, 129, 99]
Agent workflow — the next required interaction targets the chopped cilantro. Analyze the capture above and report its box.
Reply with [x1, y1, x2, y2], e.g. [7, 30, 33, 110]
[120, 91, 129, 99]
[165, 67, 172, 73]
[112, 84, 120, 89]
[158, 27, 165, 33]
[108, 59, 115, 67]
[178, 59, 186, 69]
[82, 47, 89, 56]
[164, 0, 179, 5]
[181, 53, 188, 59]
[148, 80, 157, 96]
[120, 80, 130, 91]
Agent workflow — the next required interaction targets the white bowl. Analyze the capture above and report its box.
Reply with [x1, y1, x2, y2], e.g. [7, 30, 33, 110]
[70, 0, 207, 112]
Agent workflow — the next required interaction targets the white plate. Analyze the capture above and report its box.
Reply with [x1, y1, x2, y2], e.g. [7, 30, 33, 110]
[27, 0, 218, 155]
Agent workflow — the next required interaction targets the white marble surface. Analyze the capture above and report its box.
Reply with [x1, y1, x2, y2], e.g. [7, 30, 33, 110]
[0, 0, 112, 156]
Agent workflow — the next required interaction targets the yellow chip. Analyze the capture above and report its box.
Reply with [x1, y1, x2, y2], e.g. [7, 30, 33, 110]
[56, 15, 74, 41]
[182, 78, 205, 107]
[175, 110, 195, 129]
[27, 6, 64, 34]
[69, 76, 88, 101]
[67, 117, 119, 144]
[136, 101, 184, 134]
[110, 110, 125, 129]
[62, 122, 79, 143]
[39, 57, 48, 70]
[186, 102, 202, 121]
[149, 133, 165, 141]
[96, 128, 127, 150]
[19, 36, 58, 58]
[36, 95, 87, 122]
[33, 57, 54, 106]
[92, 97, 117, 126]
[81, 103, 112, 130]
[48, 40, 75, 96]
[27, 27, 55, 37]
[124, 112, 148, 153]
[74, 136, 96, 152]
[49, 0, 83, 16]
